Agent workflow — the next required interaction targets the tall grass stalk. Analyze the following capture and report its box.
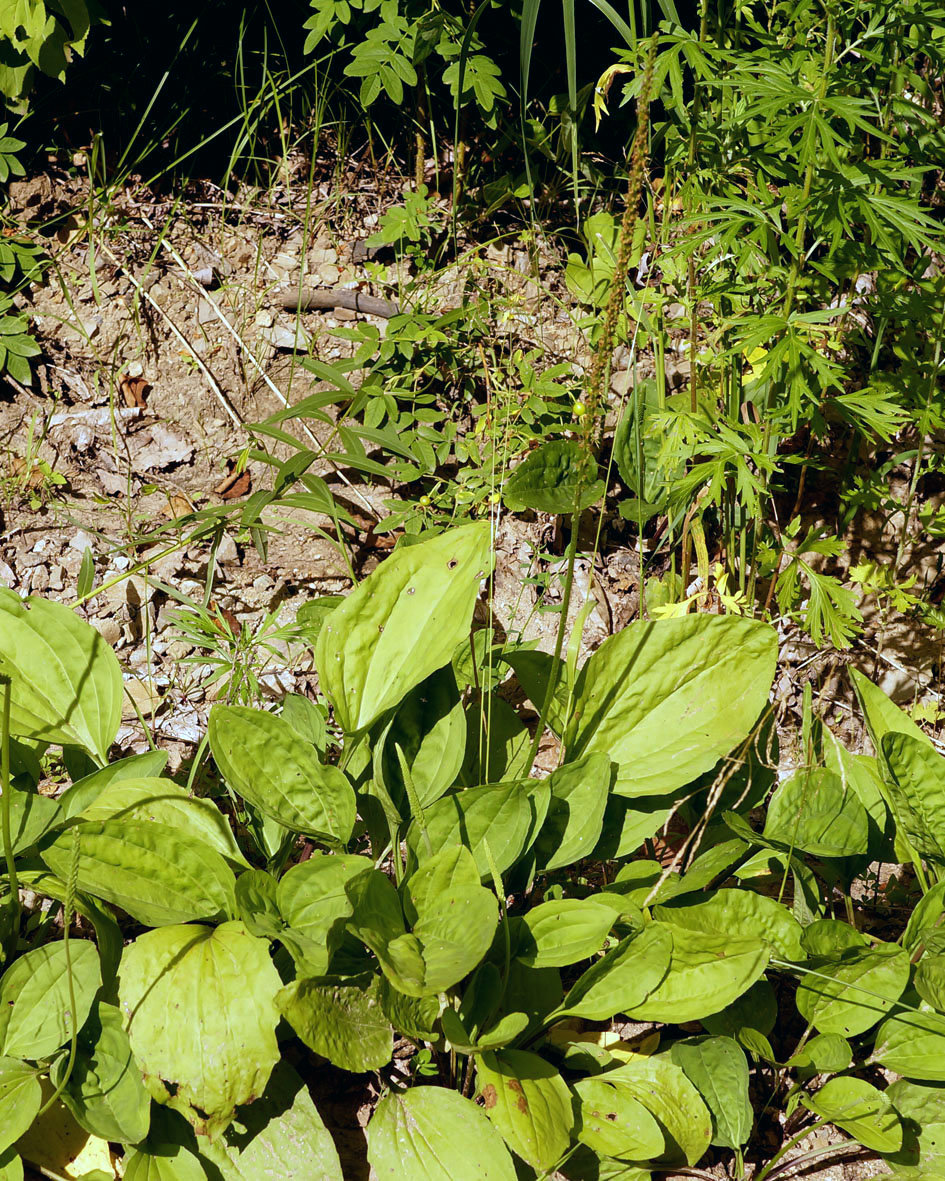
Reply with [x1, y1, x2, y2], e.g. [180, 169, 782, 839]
[525, 37, 657, 773]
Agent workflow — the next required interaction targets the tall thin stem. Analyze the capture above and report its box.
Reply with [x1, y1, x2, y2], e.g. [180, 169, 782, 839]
[0, 675, 19, 955]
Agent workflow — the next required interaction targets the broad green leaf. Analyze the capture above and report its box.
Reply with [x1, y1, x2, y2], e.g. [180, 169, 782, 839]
[886, 1079, 945, 1172]
[346, 870, 425, 995]
[560, 1148, 650, 1180]
[6, 784, 60, 854]
[565, 615, 777, 797]
[402, 844, 497, 994]
[209, 706, 355, 843]
[380, 668, 465, 808]
[796, 943, 910, 1036]
[0, 1058, 41, 1153]
[702, 979, 778, 1038]
[574, 1073, 664, 1160]
[655, 888, 805, 961]
[916, 953, 945, 1011]
[592, 1056, 713, 1166]
[234, 870, 282, 939]
[281, 693, 326, 749]
[221, 1060, 342, 1180]
[502, 440, 604, 515]
[850, 668, 932, 766]
[276, 853, 374, 975]
[0, 590, 121, 763]
[119, 921, 281, 1138]
[367, 1086, 516, 1181]
[42, 820, 236, 927]
[649, 838, 750, 906]
[406, 781, 534, 880]
[59, 750, 169, 818]
[763, 767, 869, 858]
[882, 733, 945, 864]
[803, 1077, 902, 1153]
[822, 729, 890, 842]
[54, 1001, 150, 1143]
[0, 941, 100, 1059]
[788, 1032, 853, 1073]
[76, 776, 248, 868]
[625, 925, 769, 1024]
[559, 922, 672, 1021]
[515, 900, 613, 968]
[903, 881, 945, 953]
[380, 979, 441, 1042]
[0, 1151, 21, 1181]
[500, 650, 570, 737]
[461, 695, 531, 786]
[316, 523, 492, 734]
[669, 1036, 752, 1150]
[476, 1050, 573, 1170]
[277, 975, 393, 1073]
[874, 1004, 945, 1080]
[533, 754, 611, 871]
[592, 795, 673, 859]
[123, 1146, 205, 1181]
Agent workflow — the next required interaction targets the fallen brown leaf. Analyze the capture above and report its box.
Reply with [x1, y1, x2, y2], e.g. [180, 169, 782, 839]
[214, 461, 252, 500]
[164, 492, 195, 518]
[119, 373, 151, 409]
[210, 601, 242, 638]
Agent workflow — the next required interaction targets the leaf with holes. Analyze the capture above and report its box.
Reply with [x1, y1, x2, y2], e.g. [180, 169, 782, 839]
[118, 922, 281, 1138]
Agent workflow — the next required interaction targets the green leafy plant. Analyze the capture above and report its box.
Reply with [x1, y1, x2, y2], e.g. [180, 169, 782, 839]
[5, 521, 945, 1178]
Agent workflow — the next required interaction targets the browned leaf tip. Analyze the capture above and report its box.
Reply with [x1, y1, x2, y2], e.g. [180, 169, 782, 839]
[119, 373, 151, 409]
[214, 461, 252, 500]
